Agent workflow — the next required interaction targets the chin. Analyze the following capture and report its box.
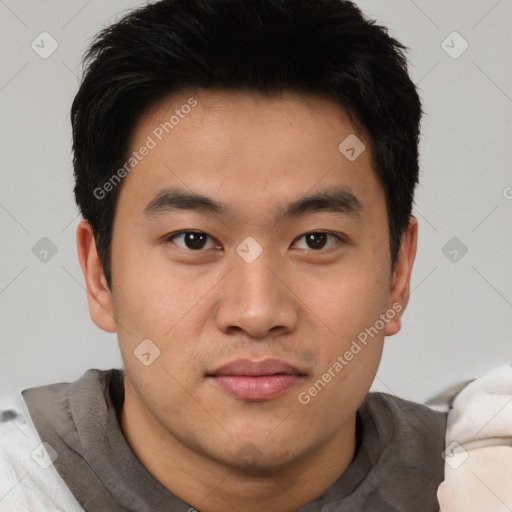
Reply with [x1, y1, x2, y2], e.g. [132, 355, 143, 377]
[206, 435, 306, 476]
[229, 449, 298, 477]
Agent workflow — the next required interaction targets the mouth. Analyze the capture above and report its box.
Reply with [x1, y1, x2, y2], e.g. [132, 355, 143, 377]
[206, 358, 307, 401]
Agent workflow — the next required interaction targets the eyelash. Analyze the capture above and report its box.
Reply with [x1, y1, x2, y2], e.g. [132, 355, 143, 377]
[165, 230, 345, 253]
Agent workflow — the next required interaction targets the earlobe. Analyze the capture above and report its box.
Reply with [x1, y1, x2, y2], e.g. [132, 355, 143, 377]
[384, 216, 418, 337]
[76, 219, 117, 333]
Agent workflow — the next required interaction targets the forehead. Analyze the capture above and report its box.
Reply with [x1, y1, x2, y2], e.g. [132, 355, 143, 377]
[116, 88, 383, 221]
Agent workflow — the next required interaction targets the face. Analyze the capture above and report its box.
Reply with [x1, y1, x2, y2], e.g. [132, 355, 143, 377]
[83, 89, 412, 473]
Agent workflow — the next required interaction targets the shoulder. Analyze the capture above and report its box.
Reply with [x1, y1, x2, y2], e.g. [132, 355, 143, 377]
[362, 391, 447, 473]
[19, 368, 124, 439]
[0, 394, 85, 512]
[363, 390, 448, 437]
[341, 392, 447, 510]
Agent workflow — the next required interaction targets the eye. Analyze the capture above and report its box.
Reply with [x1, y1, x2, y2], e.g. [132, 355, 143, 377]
[167, 231, 219, 251]
[166, 230, 344, 253]
[292, 232, 342, 251]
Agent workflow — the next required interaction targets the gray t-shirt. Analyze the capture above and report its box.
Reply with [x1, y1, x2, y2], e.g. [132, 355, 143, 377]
[21, 369, 447, 511]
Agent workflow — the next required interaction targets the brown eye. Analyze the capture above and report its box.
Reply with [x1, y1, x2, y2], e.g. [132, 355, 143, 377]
[168, 231, 217, 251]
[292, 232, 341, 251]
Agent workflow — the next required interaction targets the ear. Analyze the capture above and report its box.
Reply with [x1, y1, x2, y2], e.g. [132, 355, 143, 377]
[384, 216, 418, 336]
[76, 219, 117, 333]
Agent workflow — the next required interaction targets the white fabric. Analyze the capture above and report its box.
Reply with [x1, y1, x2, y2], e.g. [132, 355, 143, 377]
[438, 364, 512, 512]
[0, 394, 84, 512]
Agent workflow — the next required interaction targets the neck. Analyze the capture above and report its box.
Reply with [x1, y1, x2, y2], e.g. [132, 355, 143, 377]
[119, 383, 356, 512]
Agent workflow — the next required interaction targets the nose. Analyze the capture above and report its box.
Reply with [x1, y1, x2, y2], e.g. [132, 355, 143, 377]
[214, 247, 300, 340]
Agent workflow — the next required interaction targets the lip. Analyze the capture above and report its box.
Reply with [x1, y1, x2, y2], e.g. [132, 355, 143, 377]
[207, 358, 307, 401]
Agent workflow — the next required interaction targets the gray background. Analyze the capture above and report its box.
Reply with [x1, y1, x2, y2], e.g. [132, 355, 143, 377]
[0, 0, 511, 403]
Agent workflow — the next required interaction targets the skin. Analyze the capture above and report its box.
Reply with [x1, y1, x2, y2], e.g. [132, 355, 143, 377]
[77, 88, 418, 511]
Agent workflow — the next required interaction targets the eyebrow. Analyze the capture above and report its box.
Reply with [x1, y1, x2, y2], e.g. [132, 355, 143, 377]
[143, 185, 363, 221]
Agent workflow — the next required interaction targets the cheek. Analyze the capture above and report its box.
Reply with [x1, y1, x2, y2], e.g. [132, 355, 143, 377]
[112, 241, 201, 333]
[296, 251, 389, 400]
[303, 259, 390, 341]
[111, 246, 222, 385]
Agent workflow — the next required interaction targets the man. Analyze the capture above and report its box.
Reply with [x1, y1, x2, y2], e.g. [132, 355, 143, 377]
[0, 0, 448, 510]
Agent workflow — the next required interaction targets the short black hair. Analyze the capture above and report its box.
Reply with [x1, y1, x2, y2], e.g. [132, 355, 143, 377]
[72, 0, 422, 290]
